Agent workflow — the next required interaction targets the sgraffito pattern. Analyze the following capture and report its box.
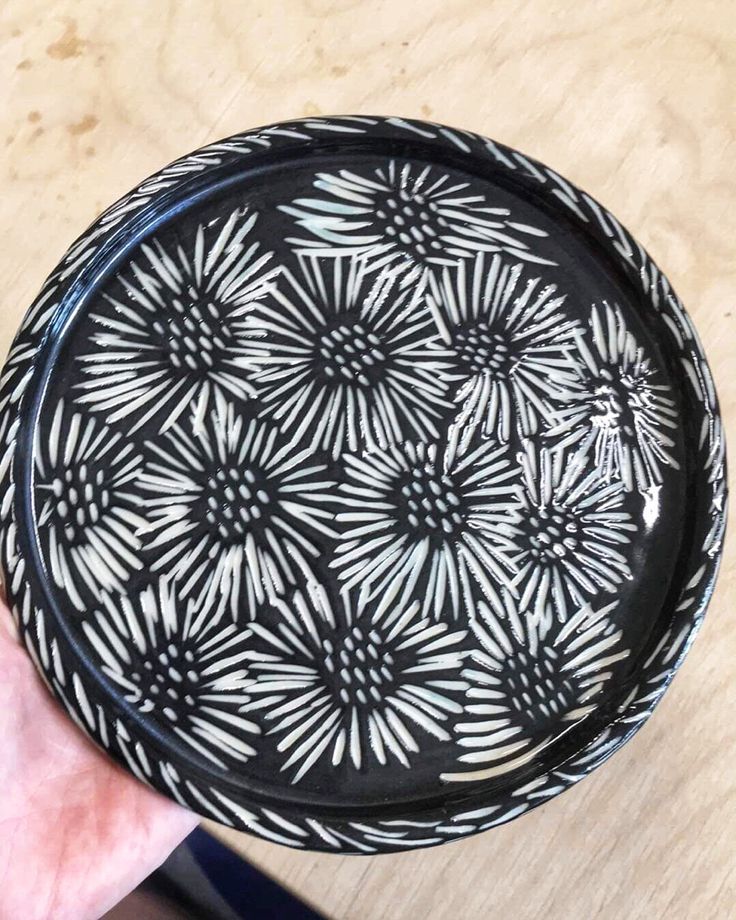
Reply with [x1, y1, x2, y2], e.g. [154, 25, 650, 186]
[0, 117, 724, 853]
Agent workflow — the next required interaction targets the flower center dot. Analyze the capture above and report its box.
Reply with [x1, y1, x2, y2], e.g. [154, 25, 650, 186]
[131, 644, 200, 721]
[51, 464, 112, 544]
[454, 323, 509, 375]
[317, 321, 386, 387]
[589, 370, 646, 436]
[324, 626, 394, 708]
[203, 465, 269, 544]
[506, 647, 576, 732]
[374, 190, 448, 259]
[154, 299, 234, 377]
[523, 506, 580, 562]
[396, 466, 466, 540]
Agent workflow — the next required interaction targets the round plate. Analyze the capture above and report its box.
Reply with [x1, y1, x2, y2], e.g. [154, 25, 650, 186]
[0, 117, 726, 854]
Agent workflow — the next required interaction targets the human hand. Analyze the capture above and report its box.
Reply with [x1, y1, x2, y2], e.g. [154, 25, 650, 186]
[0, 604, 199, 920]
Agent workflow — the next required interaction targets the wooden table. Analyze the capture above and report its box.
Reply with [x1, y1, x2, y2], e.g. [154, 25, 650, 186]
[1, 2, 734, 917]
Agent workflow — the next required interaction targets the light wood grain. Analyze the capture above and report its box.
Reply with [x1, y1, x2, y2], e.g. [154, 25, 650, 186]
[1, 2, 734, 918]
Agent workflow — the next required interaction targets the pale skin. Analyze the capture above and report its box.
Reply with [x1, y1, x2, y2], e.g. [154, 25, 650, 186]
[0, 605, 199, 920]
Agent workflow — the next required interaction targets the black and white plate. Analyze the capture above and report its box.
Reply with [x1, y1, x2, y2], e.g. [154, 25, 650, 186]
[0, 117, 726, 853]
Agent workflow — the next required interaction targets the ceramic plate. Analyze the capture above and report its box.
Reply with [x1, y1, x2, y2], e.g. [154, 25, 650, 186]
[0, 117, 726, 853]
